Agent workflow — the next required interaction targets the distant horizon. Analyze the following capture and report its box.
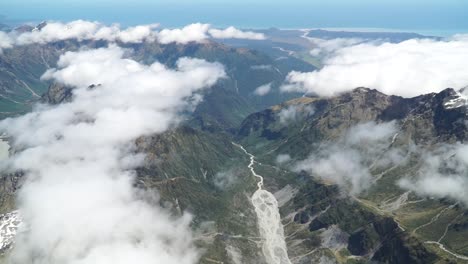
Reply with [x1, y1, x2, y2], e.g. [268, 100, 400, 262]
[1, 1, 467, 37]
[1, 17, 466, 38]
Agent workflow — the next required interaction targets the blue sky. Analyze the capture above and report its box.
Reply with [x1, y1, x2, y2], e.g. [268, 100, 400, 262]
[1, 0, 467, 34]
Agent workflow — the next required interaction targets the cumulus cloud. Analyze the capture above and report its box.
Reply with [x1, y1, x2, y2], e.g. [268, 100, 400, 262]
[253, 82, 272, 96]
[282, 36, 468, 97]
[399, 144, 468, 204]
[296, 147, 372, 194]
[307, 37, 367, 56]
[276, 154, 291, 164]
[15, 20, 101, 44]
[0, 46, 225, 263]
[0, 31, 13, 53]
[14, 20, 159, 45]
[156, 23, 210, 44]
[156, 24, 266, 44]
[278, 104, 314, 125]
[213, 168, 241, 190]
[209, 26, 265, 40]
[294, 122, 402, 194]
[346, 121, 398, 145]
[116, 24, 159, 43]
[94, 23, 160, 43]
[250, 65, 274, 71]
[0, 20, 266, 50]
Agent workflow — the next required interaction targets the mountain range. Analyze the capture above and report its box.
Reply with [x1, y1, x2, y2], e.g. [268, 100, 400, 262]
[0, 24, 467, 264]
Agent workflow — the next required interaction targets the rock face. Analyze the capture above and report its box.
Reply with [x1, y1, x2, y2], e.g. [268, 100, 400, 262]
[41, 83, 73, 105]
[0, 173, 22, 214]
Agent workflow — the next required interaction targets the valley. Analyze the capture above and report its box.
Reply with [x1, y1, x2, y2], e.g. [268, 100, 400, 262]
[234, 143, 292, 264]
[0, 21, 467, 264]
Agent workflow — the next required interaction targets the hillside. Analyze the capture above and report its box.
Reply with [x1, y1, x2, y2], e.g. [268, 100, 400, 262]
[237, 87, 468, 263]
[0, 25, 314, 127]
[0, 24, 467, 264]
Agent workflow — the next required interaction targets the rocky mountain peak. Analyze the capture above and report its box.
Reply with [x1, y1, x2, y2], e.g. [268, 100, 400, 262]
[13, 25, 34, 33]
[240, 86, 468, 145]
[42, 83, 103, 105]
[34, 21, 48, 31]
[41, 83, 73, 105]
[440, 88, 468, 110]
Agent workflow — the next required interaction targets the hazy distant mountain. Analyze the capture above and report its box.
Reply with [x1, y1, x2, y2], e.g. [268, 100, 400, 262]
[306, 29, 440, 42]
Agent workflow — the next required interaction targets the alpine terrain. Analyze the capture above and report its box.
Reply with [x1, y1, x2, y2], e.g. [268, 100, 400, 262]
[0, 18, 467, 264]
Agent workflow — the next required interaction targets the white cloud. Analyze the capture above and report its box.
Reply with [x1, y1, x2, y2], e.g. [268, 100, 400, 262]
[13, 20, 159, 45]
[213, 168, 241, 189]
[0, 31, 13, 53]
[282, 37, 468, 97]
[117, 24, 159, 43]
[399, 175, 467, 204]
[277, 104, 314, 125]
[93, 23, 159, 43]
[307, 37, 367, 56]
[253, 82, 272, 96]
[15, 20, 101, 44]
[295, 147, 372, 194]
[398, 144, 468, 205]
[250, 64, 274, 71]
[156, 24, 265, 44]
[0, 20, 267, 49]
[346, 121, 398, 145]
[156, 23, 210, 44]
[0, 46, 225, 263]
[294, 122, 401, 194]
[209, 26, 265, 40]
[276, 154, 291, 164]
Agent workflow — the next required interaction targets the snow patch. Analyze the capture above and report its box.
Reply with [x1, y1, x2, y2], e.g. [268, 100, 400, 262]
[0, 211, 21, 252]
[444, 91, 468, 109]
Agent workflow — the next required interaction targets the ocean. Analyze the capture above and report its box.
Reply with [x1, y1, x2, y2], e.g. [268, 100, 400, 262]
[1, 4, 467, 37]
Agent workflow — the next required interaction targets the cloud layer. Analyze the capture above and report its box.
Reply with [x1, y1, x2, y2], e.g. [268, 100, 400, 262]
[209, 26, 265, 40]
[307, 37, 368, 57]
[0, 31, 13, 52]
[156, 23, 210, 44]
[399, 144, 468, 205]
[277, 104, 314, 125]
[0, 46, 225, 263]
[253, 82, 272, 96]
[294, 122, 401, 194]
[0, 20, 266, 51]
[282, 36, 468, 97]
[16, 20, 160, 44]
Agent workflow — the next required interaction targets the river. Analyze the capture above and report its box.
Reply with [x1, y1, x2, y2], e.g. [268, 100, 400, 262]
[233, 143, 292, 264]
